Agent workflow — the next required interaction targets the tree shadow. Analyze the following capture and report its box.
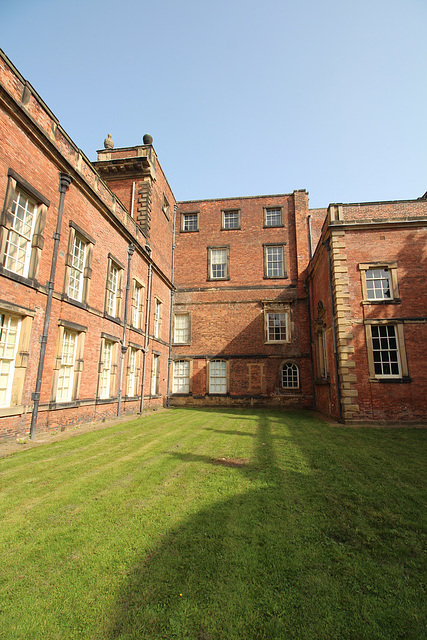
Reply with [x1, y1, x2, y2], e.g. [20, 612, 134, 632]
[104, 410, 424, 639]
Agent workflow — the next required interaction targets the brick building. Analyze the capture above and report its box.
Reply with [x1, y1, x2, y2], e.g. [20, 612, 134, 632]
[0, 49, 426, 438]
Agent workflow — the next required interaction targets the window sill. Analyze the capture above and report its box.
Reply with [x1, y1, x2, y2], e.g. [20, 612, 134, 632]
[95, 397, 118, 405]
[62, 295, 88, 310]
[369, 376, 411, 383]
[0, 266, 39, 289]
[0, 405, 29, 417]
[263, 224, 284, 229]
[263, 275, 288, 280]
[180, 229, 199, 233]
[207, 277, 230, 282]
[362, 299, 402, 305]
[221, 227, 241, 231]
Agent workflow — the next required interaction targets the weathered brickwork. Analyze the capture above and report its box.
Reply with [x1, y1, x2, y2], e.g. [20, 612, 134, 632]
[308, 204, 427, 423]
[0, 49, 426, 439]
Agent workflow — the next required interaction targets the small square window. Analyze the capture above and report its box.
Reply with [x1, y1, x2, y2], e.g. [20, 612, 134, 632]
[264, 207, 282, 227]
[222, 210, 240, 230]
[359, 262, 400, 304]
[182, 213, 198, 232]
[366, 268, 392, 300]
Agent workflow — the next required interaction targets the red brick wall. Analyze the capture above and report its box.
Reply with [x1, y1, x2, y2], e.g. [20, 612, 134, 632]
[172, 192, 313, 407]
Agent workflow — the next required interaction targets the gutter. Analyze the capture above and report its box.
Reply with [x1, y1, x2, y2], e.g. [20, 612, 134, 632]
[139, 260, 153, 413]
[117, 243, 135, 417]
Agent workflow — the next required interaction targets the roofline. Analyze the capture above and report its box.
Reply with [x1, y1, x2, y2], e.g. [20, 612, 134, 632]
[178, 189, 307, 205]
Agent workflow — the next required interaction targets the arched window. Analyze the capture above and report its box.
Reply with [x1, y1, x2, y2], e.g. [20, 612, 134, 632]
[282, 362, 299, 388]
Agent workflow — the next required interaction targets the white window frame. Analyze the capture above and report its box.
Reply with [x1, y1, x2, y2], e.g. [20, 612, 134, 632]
[0, 170, 49, 282]
[3, 189, 38, 277]
[67, 234, 87, 302]
[0, 313, 21, 408]
[151, 353, 160, 395]
[282, 362, 299, 389]
[173, 313, 190, 344]
[99, 339, 114, 399]
[365, 322, 409, 380]
[106, 262, 119, 316]
[182, 213, 199, 232]
[222, 209, 240, 230]
[208, 359, 227, 394]
[208, 247, 229, 280]
[56, 330, 77, 403]
[264, 245, 285, 278]
[154, 299, 162, 339]
[126, 346, 140, 397]
[265, 312, 288, 343]
[359, 262, 400, 303]
[173, 360, 190, 394]
[131, 280, 144, 330]
[104, 256, 123, 319]
[264, 207, 283, 227]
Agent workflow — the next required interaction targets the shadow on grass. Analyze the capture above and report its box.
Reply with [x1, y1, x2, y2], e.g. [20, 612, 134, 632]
[106, 411, 425, 640]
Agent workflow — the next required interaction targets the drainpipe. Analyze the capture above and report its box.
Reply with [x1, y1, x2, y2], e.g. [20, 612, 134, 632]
[117, 243, 135, 417]
[305, 280, 316, 410]
[307, 214, 313, 260]
[324, 237, 343, 422]
[166, 204, 177, 407]
[30, 172, 72, 439]
[139, 259, 153, 413]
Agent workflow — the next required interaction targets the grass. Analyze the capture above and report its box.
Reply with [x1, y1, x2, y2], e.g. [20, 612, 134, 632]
[0, 408, 426, 640]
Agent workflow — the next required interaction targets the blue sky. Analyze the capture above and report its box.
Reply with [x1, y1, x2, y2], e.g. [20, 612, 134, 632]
[2, 0, 426, 207]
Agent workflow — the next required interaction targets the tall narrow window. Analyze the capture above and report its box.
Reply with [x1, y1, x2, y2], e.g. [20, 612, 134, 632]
[106, 264, 118, 316]
[371, 325, 400, 377]
[154, 299, 162, 339]
[65, 223, 94, 304]
[264, 245, 285, 278]
[266, 312, 288, 342]
[4, 190, 37, 277]
[173, 313, 190, 344]
[208, 247, 229, 280]
[68, 235, 87, 301]
[0, 170, 49, 282]
[99, 340, 114, 398]
[0, 314, 20, 407]
[173, 360, 190, 393]
[126, 347, 140, 397]
[131, 281, 144, 329]
[209, 359, 227, 394]
[151, 354, 160, 395]
[316, 328, 328, 379]
[105, 257, 123, 318]
[56, 330, 77, 402]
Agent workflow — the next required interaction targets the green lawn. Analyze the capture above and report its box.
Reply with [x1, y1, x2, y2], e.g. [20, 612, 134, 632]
[0, 408, 426, 640]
